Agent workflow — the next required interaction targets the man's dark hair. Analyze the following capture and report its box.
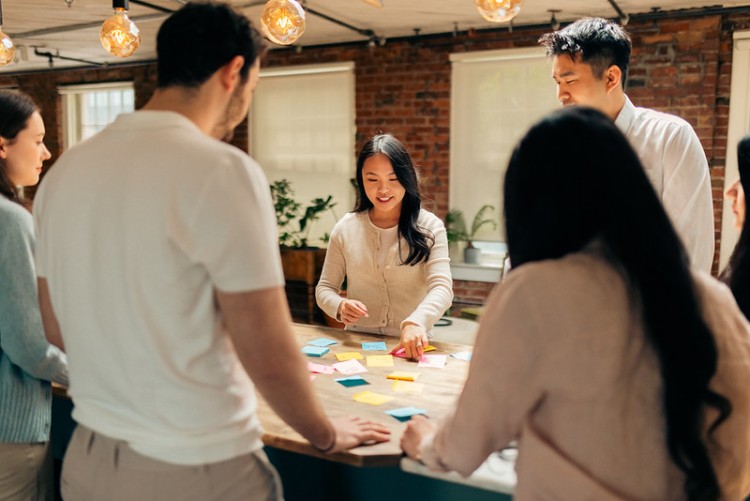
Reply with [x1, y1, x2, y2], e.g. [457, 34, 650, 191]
[156, 1, 266, 88]
[539, 17, 631, 88]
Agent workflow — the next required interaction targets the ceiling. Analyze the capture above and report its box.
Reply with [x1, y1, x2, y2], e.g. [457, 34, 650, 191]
[2, 0, 749, 73]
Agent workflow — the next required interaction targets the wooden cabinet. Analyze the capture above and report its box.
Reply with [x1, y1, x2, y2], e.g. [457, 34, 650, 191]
[280, 248, 327, 324]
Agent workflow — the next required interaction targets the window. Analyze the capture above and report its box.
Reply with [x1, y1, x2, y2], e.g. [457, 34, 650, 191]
[59, 82, 135, 149]
[449, 47, 560, 243]
[250, 62, 356, 247]
[721, 30, 750, 267]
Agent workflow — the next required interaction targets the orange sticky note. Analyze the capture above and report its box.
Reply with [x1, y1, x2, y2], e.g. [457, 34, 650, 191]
[387, 371, 420, 382]
[336, 352, 364, 361]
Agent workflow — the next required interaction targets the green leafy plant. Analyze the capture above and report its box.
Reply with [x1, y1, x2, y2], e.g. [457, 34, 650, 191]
[445, 204, 497, 248]
[270, 179, 337, 248]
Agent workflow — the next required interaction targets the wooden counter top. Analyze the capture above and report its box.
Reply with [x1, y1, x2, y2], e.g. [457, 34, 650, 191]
[53, 323, 473, 469]
[259, 323, 471, 468]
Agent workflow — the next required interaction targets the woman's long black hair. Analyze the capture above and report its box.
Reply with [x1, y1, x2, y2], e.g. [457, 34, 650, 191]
[354, 134, 433, 265]
[0, 90, 40, 207]
[505, 107, 731, 501]
[719, 134, 750, 319]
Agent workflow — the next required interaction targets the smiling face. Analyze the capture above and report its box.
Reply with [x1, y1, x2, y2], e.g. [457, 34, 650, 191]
[362, 153, 406, 224]
[1, 111, 51, 188]
[726, 178, 746, 231]
[552, 54, 624, 120]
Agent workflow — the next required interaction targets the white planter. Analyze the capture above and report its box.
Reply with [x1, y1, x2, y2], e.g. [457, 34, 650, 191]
[464, 247, 482, 264]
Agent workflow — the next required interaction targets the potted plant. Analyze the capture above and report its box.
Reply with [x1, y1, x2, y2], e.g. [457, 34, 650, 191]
[445, 204, 497, 264]
[270, 179, 338, 323]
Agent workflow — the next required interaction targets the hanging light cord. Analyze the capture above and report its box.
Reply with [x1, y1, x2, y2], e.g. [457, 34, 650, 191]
[0, 0, 5, 27]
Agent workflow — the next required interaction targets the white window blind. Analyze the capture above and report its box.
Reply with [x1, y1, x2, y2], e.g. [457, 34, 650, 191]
[59, 81, 134, 149]
[450, 47, 559, 242]
[250, 62, 356, 247]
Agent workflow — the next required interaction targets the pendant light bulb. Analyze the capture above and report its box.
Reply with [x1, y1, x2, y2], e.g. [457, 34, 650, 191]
[100, 0, 140, 58]
[261, 0, 306, 46]
[474, 0, 522, 23]
[0, 0, 14, 67]
[0, 29, 14, 67]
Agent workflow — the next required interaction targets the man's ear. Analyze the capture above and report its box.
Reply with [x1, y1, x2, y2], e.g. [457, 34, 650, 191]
[605, 65, 622, 93]
[219, 55, 246, 92]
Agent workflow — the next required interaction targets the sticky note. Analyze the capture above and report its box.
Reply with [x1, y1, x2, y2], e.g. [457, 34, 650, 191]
[392, 346, 435, 358]
[307, 362, 335, 374]
[353, 391, 394, 405]
[392, 381, 424, 393]
[385, 407, 427, 421]
[333, 359, 367, 375]
[362, 341, 387, 351]
[335, 352, 364, 361]
[301, 346, 329, 357]
[387, 371, 420, 381]
[335, 376, 369, 387]
[366, 355, 394, 367]
[451, 351, 473, 361]
[309, 337, 338, 347]
[418, 354, 447, 368]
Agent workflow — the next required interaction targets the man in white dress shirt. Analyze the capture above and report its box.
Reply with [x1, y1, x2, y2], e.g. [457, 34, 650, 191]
[540, 17, 714, 271]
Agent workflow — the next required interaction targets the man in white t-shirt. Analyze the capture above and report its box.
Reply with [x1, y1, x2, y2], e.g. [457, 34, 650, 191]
[33, 3, 389, 500]
[539, 18, 714, 272]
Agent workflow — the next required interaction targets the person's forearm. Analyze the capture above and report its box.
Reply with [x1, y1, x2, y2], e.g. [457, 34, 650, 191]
[217, 287, 335, 450]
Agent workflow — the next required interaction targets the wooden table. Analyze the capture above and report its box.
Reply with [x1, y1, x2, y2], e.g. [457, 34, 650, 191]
[257, 323, 472, 468]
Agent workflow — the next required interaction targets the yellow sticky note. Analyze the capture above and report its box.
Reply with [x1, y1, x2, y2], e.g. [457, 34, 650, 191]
[366, 355, 394, 367]
[353, 391, 394, 405]
[392, 381, 425, 393]
[336, 352, 364, 361]
[423, 345, 437, 353]
[387, 371, 420, 381]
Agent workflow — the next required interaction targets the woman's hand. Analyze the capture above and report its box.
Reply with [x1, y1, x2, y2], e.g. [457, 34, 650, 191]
[337, 299, 369, 325]
[392, 323, 429, 360]
[325, 416, 391, 453]
[400, 415, 437, 460]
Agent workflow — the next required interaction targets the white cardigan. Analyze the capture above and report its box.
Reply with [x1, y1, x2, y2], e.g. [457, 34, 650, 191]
[315, 209, 453, 337]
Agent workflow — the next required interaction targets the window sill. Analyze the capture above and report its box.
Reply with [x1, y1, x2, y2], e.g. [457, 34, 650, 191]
[450, 262, 502, 283]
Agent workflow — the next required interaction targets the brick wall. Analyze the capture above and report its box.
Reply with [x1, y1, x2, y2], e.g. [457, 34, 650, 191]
[2, 10, 747, 305]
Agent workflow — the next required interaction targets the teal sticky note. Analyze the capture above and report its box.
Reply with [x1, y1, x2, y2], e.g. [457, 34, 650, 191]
[335, 376, 369, 387]
[385, 407, 427, 422]
[362, 341, 387, 351]
[310, 338, 338, 347]
[302, 345, 329, 357]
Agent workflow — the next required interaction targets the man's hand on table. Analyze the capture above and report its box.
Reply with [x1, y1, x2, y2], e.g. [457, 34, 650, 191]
[322, 416, 391, 453]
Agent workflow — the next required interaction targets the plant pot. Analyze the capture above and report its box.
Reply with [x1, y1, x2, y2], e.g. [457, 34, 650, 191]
[464, 246, 482, 264]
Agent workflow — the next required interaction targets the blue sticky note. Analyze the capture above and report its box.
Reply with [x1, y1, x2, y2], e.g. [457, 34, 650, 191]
[362, 341, 387, 351]
[309, 338, 338, 347]
[385, 407, 428, 422]
[451, 351, 473, 361]
[335, 376, 369, 387]
[302, 346, 329, 357]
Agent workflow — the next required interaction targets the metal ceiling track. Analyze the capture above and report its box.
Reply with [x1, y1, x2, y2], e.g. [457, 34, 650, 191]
[32, 47, 108, 68]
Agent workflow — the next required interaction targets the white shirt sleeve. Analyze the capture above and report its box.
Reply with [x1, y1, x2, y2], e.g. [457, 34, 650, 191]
[175, 157, 284, 293]
[660, 123, 714, 272]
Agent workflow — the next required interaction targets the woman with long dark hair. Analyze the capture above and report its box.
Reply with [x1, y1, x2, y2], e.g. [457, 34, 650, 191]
[0, 90, 68, 500]
[720, 134, 750, 319]
[401, 107, 750, 499]
[316, 134, 453, 359]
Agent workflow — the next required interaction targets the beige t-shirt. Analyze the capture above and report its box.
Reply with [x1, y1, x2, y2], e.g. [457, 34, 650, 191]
[34, 111, 284, 465]
[420, 249, 750, 499]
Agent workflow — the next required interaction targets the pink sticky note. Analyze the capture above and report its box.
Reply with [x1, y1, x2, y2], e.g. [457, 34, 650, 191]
[417, 354, 447, 369]
[392, 347, 409, 359]
[307, 362, 335, 375]
[333, 359, 367, 375]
